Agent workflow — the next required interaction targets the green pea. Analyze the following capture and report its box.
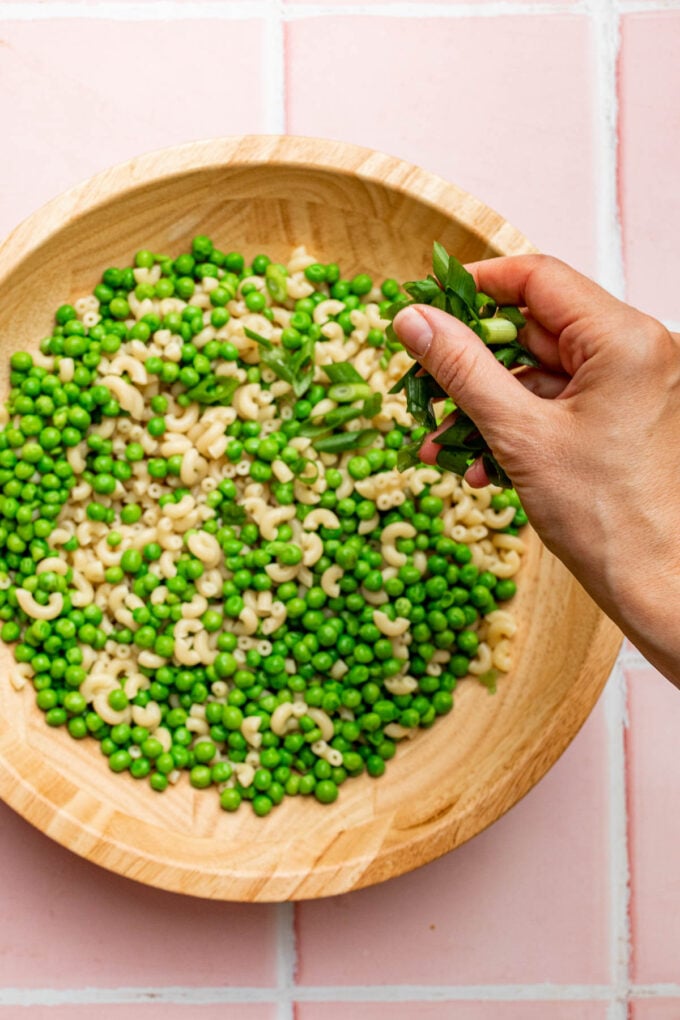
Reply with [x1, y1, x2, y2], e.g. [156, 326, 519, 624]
[220, 788, 242, 812]
[121, 549, 143, 574]
[106, 688, 128, 712]
[347, 456, 371, 480]
[366, 755, 386, 778]
[106, 748, 132, 774]
[147, 416, 166, 437]
[121, 504, 142, 525]
[190, 765, 212, 789]
[495, 579, 517, 601]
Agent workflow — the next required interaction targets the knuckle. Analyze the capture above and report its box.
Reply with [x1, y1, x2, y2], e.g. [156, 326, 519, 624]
[533, 253, 566, 274]
[521, 253, 565, 286]
[640, 314, 673, 352]
[613, 311, 670, 372]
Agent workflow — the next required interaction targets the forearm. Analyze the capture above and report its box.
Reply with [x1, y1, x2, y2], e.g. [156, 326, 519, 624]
[600, 553, 680, 689]
[539, 493, 680, 689]
[615, 594, 680, 689]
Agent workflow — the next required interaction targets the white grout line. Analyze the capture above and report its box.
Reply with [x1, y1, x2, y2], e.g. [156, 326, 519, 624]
[276, 902, 298, 1020]
[285, 984, 616, 1001]
[603, 658, 632, 1020]
[285, 0, 680, 10]
[618, 645, 653, 668]
[0, 982, 679, 1005]
[0, 0, 270, 17]
[283, 1, 588, 16]
[263, 0, 287, 132]
[588, 3, 631, 1017]
[0, 989, 275, 1005]
[0, 984, 615, 1004]
[0, 0, 677, 18]
[619, 0, 680, 10]
[631, 984, 680, 998]
[588, 0, 626, 299]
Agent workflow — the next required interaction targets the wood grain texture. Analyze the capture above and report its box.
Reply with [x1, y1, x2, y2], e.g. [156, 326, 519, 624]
[0, 136, 622, 900]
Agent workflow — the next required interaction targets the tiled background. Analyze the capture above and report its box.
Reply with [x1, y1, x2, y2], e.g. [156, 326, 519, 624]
[1, 0, 679, 1017]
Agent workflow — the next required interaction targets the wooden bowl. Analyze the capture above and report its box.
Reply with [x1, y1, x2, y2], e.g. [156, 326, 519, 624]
[0, 136, 621, 900]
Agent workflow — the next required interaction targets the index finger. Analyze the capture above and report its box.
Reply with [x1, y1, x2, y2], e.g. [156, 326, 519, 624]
[466, 254, 622, 337]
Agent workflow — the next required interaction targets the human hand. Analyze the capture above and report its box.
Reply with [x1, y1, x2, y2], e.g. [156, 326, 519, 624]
[393, 255, 680, 686]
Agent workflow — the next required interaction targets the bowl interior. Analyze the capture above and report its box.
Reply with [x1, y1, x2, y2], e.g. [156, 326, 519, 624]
[0, 138, 621, 900]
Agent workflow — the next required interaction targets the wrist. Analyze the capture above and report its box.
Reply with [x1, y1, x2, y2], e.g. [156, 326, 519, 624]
[529, 482, 680, 687]
[591, 518, 680, 687]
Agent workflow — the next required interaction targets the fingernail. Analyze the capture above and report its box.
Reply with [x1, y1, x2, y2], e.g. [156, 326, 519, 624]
[394, 306, 433, 358]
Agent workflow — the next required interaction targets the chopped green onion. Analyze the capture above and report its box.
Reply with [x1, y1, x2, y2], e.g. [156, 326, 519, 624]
[327, 382, 372, 403]
[313, 428, 379, 453]
[479, 318, 519, 344]
[323, 362, 365, 386]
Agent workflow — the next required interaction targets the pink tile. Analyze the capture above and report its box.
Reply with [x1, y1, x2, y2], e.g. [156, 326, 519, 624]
[619, 13, 680, 324]
[630, 1004, 680, 1020]
[297, 1006, 607, 1020]
[626, 662, 680, 984]
[296, 700, 610, 985]
[0, 803, 277, 987]
[286, 15, 597, 273]
[0, 1009, 274, 1020]
[0, 19, 265, 242]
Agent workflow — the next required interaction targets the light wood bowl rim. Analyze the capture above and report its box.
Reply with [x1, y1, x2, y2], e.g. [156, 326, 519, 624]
[0, 136, 622, 900]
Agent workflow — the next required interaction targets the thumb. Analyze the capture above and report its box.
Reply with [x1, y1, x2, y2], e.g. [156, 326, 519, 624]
[393, 304, 542, 447]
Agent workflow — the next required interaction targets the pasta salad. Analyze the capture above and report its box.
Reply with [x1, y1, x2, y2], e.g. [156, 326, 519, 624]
[1, 237, 526, 815]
